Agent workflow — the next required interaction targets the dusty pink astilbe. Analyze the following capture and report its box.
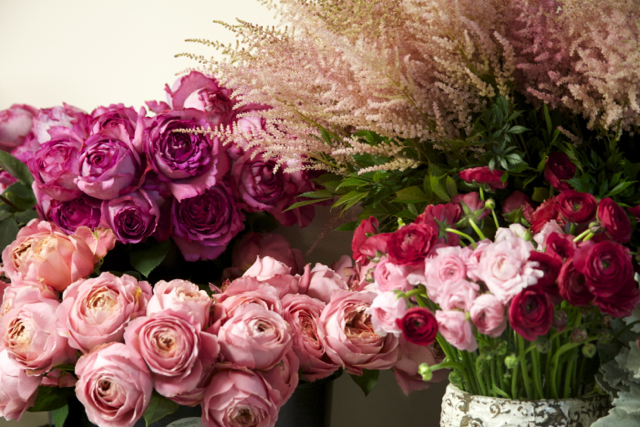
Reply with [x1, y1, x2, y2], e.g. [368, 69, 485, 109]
[506, 0, 640, 132]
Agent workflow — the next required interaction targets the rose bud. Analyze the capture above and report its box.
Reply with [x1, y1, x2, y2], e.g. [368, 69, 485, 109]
[502, 191, 535, 224]
[397, 307, 438, 346]
[388, 221, 438, 266]
[101, 189, 162, 244]
[558, 258, 594, 306]
[597, 198, 631, 243]
[0, 104, 38, 152]
[0, 350, 41, 421]
[557, 190, 598, 223]
[436, 310, 477, 351]
[38, 193, 102, 234]
[75, 342, 153, 427]
[470, 294, 507, 338]
[258, 350, 300, 407]
[574, 240, 633, 298]
[230, 232, 304, 275]
[56, 272, 152, 353]
[147, 279, 212, 327]
[91, 104, 139, 137]
[508, 288, 554, 341]
[459, 166, 507, 190]
[32, 104, 91, 144]
[544, 152, 576, 191]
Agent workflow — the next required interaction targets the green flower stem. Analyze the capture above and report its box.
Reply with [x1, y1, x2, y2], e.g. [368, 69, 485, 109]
[400, 289, 426, 300]
[576, 354, 587, 395]
[445, 228, 477, 248]
[569, 223, 576, 235]
[489, 358, 501, 398]
[496, 352, 506, 391]
[549, 337, 598, 399]
[436, 336, 472, 390]
[0, 194, 19, 211]
[517, 335, 533, 399]
[511, 358, 520, 399]
[563, 354, 576, 398]
[491, 209, 500, 230]
[573, 229, 592, 243]
[462, 351, 484, 395]
[479, 187, 485, 201]
[531, 349, 544, 399]
[468, 219, 486, 240]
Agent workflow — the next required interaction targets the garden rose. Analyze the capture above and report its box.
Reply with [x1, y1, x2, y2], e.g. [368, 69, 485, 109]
[124, 310, 219, 398]
[318, 290, 399, 375]
[544, 152, 576, 191]
[557, 259, 594, 307]
[258, 350, 299, 407]
[502, 191, 535, 224]
[298, 263, 349, 304]
[574, 240, 633, 298]
[101, 190, 161, 244]
[557, 191, 598, 223]
[0, 350, 41, 421]
[367, 291, 407, 337]
[436, 310, 477, 351]
[597, 198, 631, 243]
[171, 367, 214, 407]
[74, 225, 116, 262]
[244, 256, 292, 282]
[56, 272, 152, 353]
[0, 104, 37, 152]
[91, 104, 139, 137]
[213, 277, 282, 328]
[393, 339, 445, 395]
[470, 294, 506, 338]
[459, 166, 507, 190]
[202, 366, 278, 427]
[397, 307, 438, 346]
[172, 184, 245, 261]
[509, 288, 554, 341]
[32, 104, 90, 143]
[147, 279, 212, 327]
[218, 303, 292, 370]
[230, 232, 304, 275]
[388, 221, 438, 266]
[373, 257, 412, 293]
[38, 194, 102, 234]
[75, 342, 153, 427]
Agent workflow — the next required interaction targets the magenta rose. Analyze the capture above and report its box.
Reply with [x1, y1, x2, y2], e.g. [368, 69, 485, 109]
[56, 272, 152, 353]
[557, 190, 598, 223]
[202, 365, 278, 427]
[397, 307, 438, 346]
[470, 294, 506, 338]
[281, 293, 339, 382]
[459, 166, 507, 190]
[32, 104, 90, 144]
[318, 290, 399, 375]
[136, 109, 228, 201]
[298, 263, 349, 304]
[91, 104, 139, 137]
[574, 240, 633, 298]
[171, 183, 245, 261]
[387, 221, 438, 266]
[393, 338, 445, 396]
[558, 258, 594, 307]
[101, 189, 162, 244]
[509, 288, 554, 341]
[544, 152, 576, 191]
[147, 279, 212, 327]
[37, 193, 102, 234]
[502, 191, 535, 224]
[229, 232, 304, 276]
[436, 310, 477, 351]
[75, 342, 153, 427]
[258, 350, 300, 407]
[124, 310, 219, 398]
[0, 350, 41, 421]
[0, 104, 38, 152]
[597, 198, 631, 243]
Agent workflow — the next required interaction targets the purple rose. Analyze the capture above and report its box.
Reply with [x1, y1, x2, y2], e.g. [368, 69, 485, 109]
[76, 125, 146, 200]
[136, 109, 229, 201]
[101, 189, 162, 244]
[0, 104, 38, 152]
[37, 192, 102, 234]
[91, 103, 140, 137]
[32, 104, 90, 144]
[28, 127, 84, 201]
[171, 184, 245, 261]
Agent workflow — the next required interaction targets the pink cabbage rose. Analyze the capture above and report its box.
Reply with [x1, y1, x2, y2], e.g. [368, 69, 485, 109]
[147, 279, 212, 327]
[243, 256, 292, 281]
[367, 291, 407, 336]
[298, 263, 349, 304]
[0, 104, 38, 152]
[100, 189, 162, 244]
[32, 104, 90, 144]
[469, 294, 507, 338]
[436, 310, 478, 352]
[258, 350, 300, 407]
[228, 232, 304, 276]
[91, 104, 140, 138]
[0, 350, 41, 421]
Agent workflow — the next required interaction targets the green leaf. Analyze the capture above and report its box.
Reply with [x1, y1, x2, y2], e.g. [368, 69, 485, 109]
[507, 125, 528, 134]
[606, 181, 636, 198]
[129, 239, 172, 277]
[297, 190, 334, 199]
[28, 387, 70, 412]
[51, 405, 69, 427]
[334, 221, 358, 231]
[13, 208, 39, 225]
[143, 392, 179, 427]
[543, 104, 552, 136]
[0, 218, 19, 252]
[320, 128, 334, 146]
[395, 186, 429, 204]
[0, 151, 33, 186]
[284, 198, 330, 212]
[532, 187, 550, 203]
[350, 369, 380, 396]
[336, 178, 370, 190]
[445, 176, 458, 198]
[2, 181, 36, 211]
[430, 175, 451, 202]
[333, 191, 366, 209]
[340, 192, 368, 212]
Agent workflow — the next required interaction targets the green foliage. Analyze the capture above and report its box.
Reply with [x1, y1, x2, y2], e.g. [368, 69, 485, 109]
[0, 151, 34, 186]
[350, 369, 380, 396]
[28, 386, 72, 412]
[51, 405, 69, 427]
[129, 239, 172, 278]
[143, 392, 179, 427]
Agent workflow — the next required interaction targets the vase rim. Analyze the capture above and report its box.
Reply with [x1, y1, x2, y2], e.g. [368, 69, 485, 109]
[445, 383, 609, 404]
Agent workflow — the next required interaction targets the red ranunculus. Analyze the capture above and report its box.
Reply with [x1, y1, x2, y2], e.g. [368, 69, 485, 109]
[574, 240, 633, 298]
[459, 167, 507, 190]
[417, 203, 461, 245]
[352, 217, 379, 265]
[598, 198, 631, 243]
[627, 205, 640, 222]
[529, 251, 562, 297]
[502, 191, 535, 224]
[509, 288, 554, 341]
[396, 307, 438, 346]
[594, 279, 640, 318]
[557, 191, 598, 223]
[531, 196, 565, 234]
[545, 232, 576, 261]
[544, 152, 576, 191]
[387, 221, 438, 266]
[558, 258, 594, 306]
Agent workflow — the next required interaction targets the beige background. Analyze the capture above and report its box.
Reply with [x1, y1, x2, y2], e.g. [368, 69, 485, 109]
[0, 1, 446, 426]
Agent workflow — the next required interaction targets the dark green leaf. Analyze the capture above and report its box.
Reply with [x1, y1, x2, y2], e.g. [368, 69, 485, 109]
[532, 187, 550, 203]
[2, 181, 36, 211]
[395, 186, 429, 204]
[129, 239, 172, 277]
[507, 126, 528, 134]
[13, 208, 39, 225]
[28, 387, 70, 412]
[336, 178, 370, 190]
[0, 218, 19, 252]
[297, 190, 334, 199]
[144, 392, 179, 427]
[333, 191, 366, 209]
[543, 104, 552, 136]
[430, 176, 451, 202]
[340, 192, 368, 212]
[284, 198, 330, 212]
[350, 369, 380, 396]
[0, 151, 33, 186]
[445, 176, 457, 198]
[605, 181, 636, 198]
[51, 405, 69, 427]
[334, 221, 358, 231]
[0, 210, 11, 221]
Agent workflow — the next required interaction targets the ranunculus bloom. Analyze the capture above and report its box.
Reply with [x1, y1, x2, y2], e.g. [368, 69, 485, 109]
[597, 198, 631, 243]
[202, 366, 278, 427]
[298, 263, 349, 304]
[352, 217, 379, 265]
[388, 221, 438, 266]
[171, 184, 245, 261]
[0, 104, 37, 152]
[101, 190, 161, 244]
[502, 191, 535, 224]
[218, 303, 292, 370]
[91, 104, 139, 138]
[258, 350, 299, 407]
[509, 288, 554, 341]
[438, 280, 478, 312]
[147, 279, 212, 327]
[75, 342, 153, 427]
[136, 109, 228, 202]
[318, 290, 399, 375]
[416, 203, 462, 245]
[37, 193, 102, 234]
[32, 104, 90, 144]
[281, 294, 339, 382]
[470, 294, 506, 338]
[594, 280, 640, 318]
[397, 307, 438, 346]
[124, 310, 219, 398]
[373, 257, 412, 293]
[558, 258, 594, 307]
[531, 197, 565, 234]
[544, 152, 576, 191]
[393, 338, 445, 395]
[423, 246, 469, 303]
[56, 272, 152, 353]
[628, 205, 640, 222]
[1, 220, 96, 292]
[0, 350, 41, 421]
[544, 231, 576, 261]
[459, 166, 507, 190]
[460, 239, 492, 282]
[230, 232, 304, 275]
[528, 251, 562, 297]
[452, 192, 490, 225]
[367, 291, 407, 337]
[574, 240, 634, 298]
[435, 310, 477, 351]
[557, 191, 598, 223]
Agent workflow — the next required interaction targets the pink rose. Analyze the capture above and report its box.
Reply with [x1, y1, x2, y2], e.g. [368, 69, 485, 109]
[212, 277, 282, 330]
[75, 342, 153, 427]
[170, 366, 214, 407]
[147, 279, 212, 327]
[32, 104, 90, 144]
[393, 338, 445, 396]
[470, 294, 507, 338]
[258, 350, 300, 407]
[1, 284, 58, 319]
[202, 365, 278, 427]
[56, 272, 152, 353]
[0, 104, 38, 152]
[298, 263, 349, 304]
[281, 294, 339, 382]
[91, 104, 140, 138]
[244, 256, 292, 281]
[74, 225, 116, 262]
[436, 310, 478, 352]
[230, 232, 304, 275]
[373, 257, 412, 293]
[0, 350, 41, 421]
[367, 291, 407, 336]
[218, 303, 292, 370]
[318, 290, 399, 375]
[424, 246, 469, 303]
[124, 310, 219, 398]
[37, 193, 102, 234]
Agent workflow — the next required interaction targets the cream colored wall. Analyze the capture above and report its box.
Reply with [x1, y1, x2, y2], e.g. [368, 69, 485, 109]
[0, 1, 446, 426]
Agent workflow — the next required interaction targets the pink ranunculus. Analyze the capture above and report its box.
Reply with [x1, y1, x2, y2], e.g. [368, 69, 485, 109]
[435, 310, 478, 352]
[373, 257, 412, 293]
[477, 237, 543, 304]
[100, 189, 161, 244]
[424, 246, 469, 303]
[32, 104, 91, 144]
[281, 293, 339, 382]
[438, 280, 478, 312]
[147, 279, 212, 327]
[393, 338, 446, 396]
[0, 104, 38, 152]
[124, 310, 219, 398]
[56, 272, 152, 353]
[533, 220, 565, 249]
[218, 303, 292, 370]
[171, 183, 245, 261]
[460, 239, 492, 282]
[470, 294, 507, 338]
[367, 291, 407, 337]
[0, 350, 41, 421]
[1, 220, 96, 292]
[298, 263, 349, 304]
[258, 350, 300, 407]
[91, 104, 140, 138]
[230, 232, 304, 275]
[202, 365, 278, 427]
[37, 192, 102, 234]
[495, 224, 529, 242]
[1, 294, 74, 374]
[75, 342, 153, 427]
[244, 256, 292, 281]
[318, 290, 399, 375]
